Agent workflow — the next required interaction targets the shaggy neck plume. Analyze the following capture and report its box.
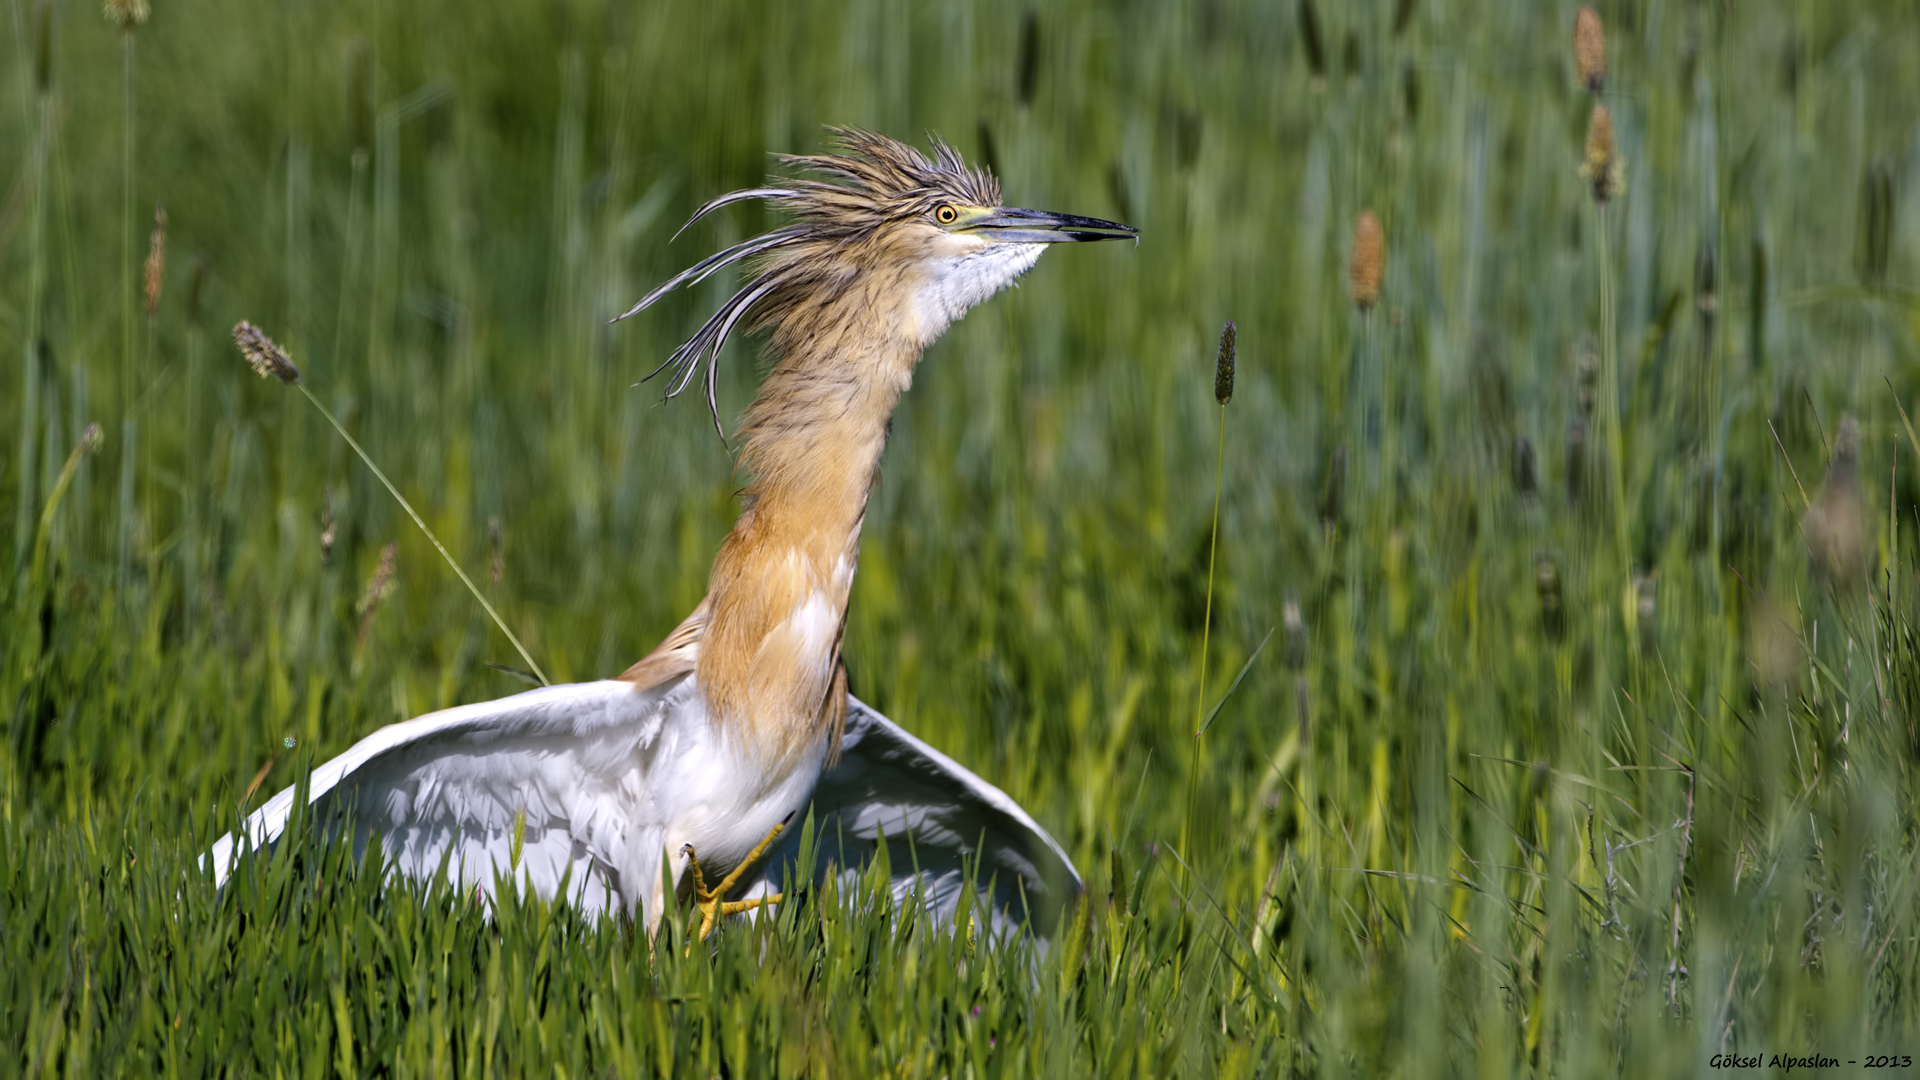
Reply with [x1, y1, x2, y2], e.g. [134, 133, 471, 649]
[695, 295, 924, 771]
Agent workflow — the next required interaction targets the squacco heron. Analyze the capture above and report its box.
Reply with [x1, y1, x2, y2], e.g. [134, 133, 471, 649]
[208, 130, 1135, 942]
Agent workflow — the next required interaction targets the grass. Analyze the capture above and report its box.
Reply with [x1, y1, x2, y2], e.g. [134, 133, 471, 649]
[4, 0, 1920, 1073]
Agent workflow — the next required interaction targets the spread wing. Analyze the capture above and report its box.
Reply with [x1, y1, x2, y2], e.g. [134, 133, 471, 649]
[205, 679, 683, 916]
[205, 684, 1082, 941]
[747, 697, 1084, 941]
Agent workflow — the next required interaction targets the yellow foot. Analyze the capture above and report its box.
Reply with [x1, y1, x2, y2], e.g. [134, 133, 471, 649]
[682, 816, 791, 942]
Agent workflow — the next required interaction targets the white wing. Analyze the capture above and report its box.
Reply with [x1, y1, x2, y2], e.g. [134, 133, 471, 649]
[206, 679, 684, 916]
[206, 684, 1082, 940]
[744, 697, 1084, 942]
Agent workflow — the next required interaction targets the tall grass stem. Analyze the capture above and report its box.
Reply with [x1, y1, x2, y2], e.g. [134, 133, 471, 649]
[294, 384, 551, 688]
[116, 30, 138, 589]
[1597, 206, 1629, 581]
[14, 90, 51, 573]
[1182, 400, 1227, 880]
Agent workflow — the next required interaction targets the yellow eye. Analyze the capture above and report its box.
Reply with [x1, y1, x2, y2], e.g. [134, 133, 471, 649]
[935, 205, 959, 225]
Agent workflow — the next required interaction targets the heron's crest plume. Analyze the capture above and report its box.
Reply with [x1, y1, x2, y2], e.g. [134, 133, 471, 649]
[614, 129, 1002, 436]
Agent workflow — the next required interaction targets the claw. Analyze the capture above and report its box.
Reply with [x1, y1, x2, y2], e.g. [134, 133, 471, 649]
[684, 816, 792, 943]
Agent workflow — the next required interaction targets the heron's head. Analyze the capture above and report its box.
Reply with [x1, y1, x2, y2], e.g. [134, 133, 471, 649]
[616, 129, 1135, 435]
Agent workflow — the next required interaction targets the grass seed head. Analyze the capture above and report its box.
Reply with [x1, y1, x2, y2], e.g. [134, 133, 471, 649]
[1016, 9, 1040, 107]
[321, 487, 336, 568]
[1575, 338, 1598, 419]
[232, 320, 303, 385]
[1574, 6, 1605, 93]
[1566, 417, 1587, 507]
[1214, 321, 1236, 406]
[1579, 103, 1625, 204]
[103, 0, 147, 29]
[1392, 0, 1415, 37]
[364, 543, 398, 609]
[1349, 210, 1385, 310]
[1299, 0, 1326, 89]
[1282, 591, 1305, 673]
[1513, 435, 1537, 499]
[356, 541, 399, 651]
[33, 1, 52, 91]
[1535, 555, 1565, 642]
[1854, 159, 1893, 289]
[1321, 446, 1346, 532]
[143, 204, 167, 320]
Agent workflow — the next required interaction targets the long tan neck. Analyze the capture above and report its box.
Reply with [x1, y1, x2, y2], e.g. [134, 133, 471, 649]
[624, 299, 922, 772]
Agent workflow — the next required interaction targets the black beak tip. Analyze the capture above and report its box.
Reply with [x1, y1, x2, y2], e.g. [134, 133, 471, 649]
[1055, 213, 1137, 242]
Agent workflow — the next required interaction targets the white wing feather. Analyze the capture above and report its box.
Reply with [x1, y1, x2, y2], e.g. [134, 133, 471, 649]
[207, 679, 681, 914]
[744, 699, 1084, 939]
[207, 684, 1081, 939]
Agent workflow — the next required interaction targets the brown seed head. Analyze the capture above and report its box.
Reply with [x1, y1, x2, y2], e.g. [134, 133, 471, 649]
[1579, 103, 1625, 204]
[365, 544, 398, 607]
[232, 321, 302, 385]
[1573, 6, 1605, 93]
[1584, 104, 1614, 172]
[1214, 321, 1236, 406]
[1349, 210, 1385, 310]
[356, 542, 399, 651]
[103, 0, 147, 29]
[143, 204, 167, 320]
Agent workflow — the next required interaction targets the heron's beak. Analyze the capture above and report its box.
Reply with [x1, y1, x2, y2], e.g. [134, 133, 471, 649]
[966, 207, 1137, 244]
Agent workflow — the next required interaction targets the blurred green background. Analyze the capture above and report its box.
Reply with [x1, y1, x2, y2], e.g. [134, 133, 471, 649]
[5, 0, 1920, 1073]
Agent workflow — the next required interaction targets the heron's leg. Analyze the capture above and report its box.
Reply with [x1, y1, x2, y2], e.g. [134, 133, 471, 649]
[682, 816, 791, 941]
